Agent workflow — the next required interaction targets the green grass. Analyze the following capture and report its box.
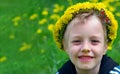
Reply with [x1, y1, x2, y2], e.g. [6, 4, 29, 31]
[0, 0, 120, 74]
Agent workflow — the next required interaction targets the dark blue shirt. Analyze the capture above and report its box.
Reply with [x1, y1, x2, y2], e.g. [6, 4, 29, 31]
[56, 55, 120, 74]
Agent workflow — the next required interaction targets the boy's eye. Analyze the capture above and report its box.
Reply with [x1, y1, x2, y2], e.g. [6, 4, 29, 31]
[72, 40, 81, 45]
[91, 40, 100, 45]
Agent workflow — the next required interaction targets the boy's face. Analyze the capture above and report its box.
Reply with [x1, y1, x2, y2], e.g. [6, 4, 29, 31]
[64, 16, 107, 71]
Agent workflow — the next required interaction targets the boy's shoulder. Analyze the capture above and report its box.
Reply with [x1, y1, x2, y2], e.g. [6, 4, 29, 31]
[109, 66, 120, 74]
[56, 60, 76, 74]
[99, 55, 119, 74]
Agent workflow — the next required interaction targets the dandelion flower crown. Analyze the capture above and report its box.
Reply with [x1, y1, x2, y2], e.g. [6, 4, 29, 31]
[53, 2, 118, 50]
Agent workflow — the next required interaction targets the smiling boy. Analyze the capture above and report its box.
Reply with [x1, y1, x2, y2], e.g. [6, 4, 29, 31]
[53, 2, 120, 74]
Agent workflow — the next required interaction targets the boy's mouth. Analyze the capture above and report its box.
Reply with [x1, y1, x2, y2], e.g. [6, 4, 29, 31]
[78, 55, 94, 62]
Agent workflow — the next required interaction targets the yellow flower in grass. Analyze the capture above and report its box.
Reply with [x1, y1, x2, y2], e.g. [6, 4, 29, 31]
[38, 18, 47, 25]
[19, 43, 32, 52]
[9, 34, 15, 39]
[48, 24, 54, 32]
[12, 16, 21, 22]
[36, 29, 42, 34]
[53, 4, 64, 13]
[12, 16, 21, 26]
[13, 22, 19, 26]
[42, 9, 48, 16]
[50, 14, 60, 21]
[30, 13, 38, 20]
[116, 12, 120, 17]
[67, 0, 73, 5]
[108, 5, 115, 12]
[0, 56, 7, 63]
[102, 0, 116, 12]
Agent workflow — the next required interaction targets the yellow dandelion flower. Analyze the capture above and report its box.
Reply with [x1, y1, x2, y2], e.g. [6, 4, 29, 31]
[36, 29, 42, 34]
[67, 0, 73, 5]
[9, 34, 15, 39]
[116, 12, 120, 17]
[53, 4, 64, 13]
[29, 13, 38, 20]
[50, 14, 60, 20]
[13, 22, 19, 26]
[102, 0, 116, 12]
[54, 4, 59, 8]
[38, 18, 47, 25]
[0, 56, 7, 63]
[42, 9, 48, 16]
[53, 8, 59, 13]
[48, 24, 54, 32]
[19, 43, 32, 52]
[102, 1, 109, 7]
[61, 14, 73, 24]
[107, 46, 112, 50]
[12, 16, 21, 22]
[108, 5, 115, 12]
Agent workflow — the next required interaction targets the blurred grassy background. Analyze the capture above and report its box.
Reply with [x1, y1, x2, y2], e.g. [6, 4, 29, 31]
[0, 0, 120, 74]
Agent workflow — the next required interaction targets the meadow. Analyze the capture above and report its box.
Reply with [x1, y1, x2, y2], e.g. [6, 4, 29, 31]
[0, 0, 120, 74]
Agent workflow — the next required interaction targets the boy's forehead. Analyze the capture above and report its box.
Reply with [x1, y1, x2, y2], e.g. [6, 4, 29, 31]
[67, 16, 104, 36]
[67, 15, 102, 31]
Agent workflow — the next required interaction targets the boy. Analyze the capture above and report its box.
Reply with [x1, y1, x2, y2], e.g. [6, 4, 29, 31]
[53, 2, 120, 74]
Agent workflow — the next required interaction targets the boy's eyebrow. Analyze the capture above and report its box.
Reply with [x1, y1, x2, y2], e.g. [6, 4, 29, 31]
[90, 35, 102, 39]
[70, 34, 82, 38]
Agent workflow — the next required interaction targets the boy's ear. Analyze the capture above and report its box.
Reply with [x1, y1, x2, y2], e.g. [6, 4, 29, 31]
[62, 40, 70, 55]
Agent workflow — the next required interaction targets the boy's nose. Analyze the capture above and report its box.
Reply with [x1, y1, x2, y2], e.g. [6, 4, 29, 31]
[81, 41, 90, 53]
[81, 49, 90, 53]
